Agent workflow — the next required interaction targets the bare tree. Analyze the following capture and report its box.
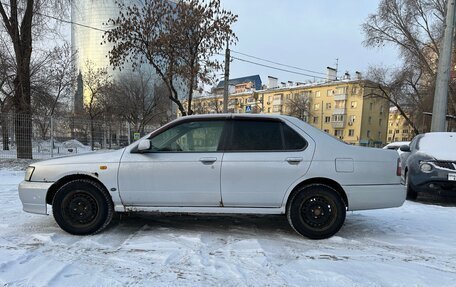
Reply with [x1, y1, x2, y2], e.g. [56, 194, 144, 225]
[82, 60, 112, 150]
[109, 70, 170, 135]
[0, 42, 14, 150]
[31, 42, 76, 140]
[365, 66, 423, 135]
[0, 1, 67, 158]
[286, 94, 312, 121]
[363, 0, 456, 133]
[104, 0, 237, 116]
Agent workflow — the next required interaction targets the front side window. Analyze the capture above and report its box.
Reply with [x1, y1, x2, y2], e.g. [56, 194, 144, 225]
[150, 121, 225, 152]
[227, 120, 306, 151]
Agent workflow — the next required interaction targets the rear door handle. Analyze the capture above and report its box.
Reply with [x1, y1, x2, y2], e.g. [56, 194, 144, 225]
[199, 157, 217, 164]
[286, 157, 303, 164]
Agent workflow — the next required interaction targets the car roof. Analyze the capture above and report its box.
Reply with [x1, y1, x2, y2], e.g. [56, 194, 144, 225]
[177, 113, 290, 120]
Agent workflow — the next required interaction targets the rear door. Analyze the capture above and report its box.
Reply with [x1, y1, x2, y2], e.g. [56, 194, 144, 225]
[220, 118, 313, 207]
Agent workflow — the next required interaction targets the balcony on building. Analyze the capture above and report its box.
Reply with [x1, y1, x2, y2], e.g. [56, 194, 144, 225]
[333, 108, 346, 114]
[334, 93, 347, 101]
[272, 99, 282, 105]
[331, 120, 345, 128]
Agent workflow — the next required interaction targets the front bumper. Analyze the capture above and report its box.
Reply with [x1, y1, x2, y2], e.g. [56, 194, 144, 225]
[18, 180, 53, 215]
[410, 167, 456, 193]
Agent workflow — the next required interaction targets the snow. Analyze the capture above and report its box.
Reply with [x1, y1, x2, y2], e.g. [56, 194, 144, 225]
[419, 132, 456, 160]
[1, 169, 456, 286]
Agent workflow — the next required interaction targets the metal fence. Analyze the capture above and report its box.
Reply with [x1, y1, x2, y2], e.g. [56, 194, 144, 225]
[0, 113, 159, 159]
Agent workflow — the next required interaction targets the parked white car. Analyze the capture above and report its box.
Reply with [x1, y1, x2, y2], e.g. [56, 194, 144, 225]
[383, 141, 411, 156]
[19, 114, 405, 239]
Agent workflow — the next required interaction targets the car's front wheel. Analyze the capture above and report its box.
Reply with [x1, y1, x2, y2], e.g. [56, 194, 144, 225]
[52, 179, 114, 235]
[287, 184, 346, 239]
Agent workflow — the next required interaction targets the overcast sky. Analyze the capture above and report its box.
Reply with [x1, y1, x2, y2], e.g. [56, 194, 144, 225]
[217, 0, 399, 85]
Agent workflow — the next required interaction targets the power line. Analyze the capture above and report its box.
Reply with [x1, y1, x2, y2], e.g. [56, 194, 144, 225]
[230, 56, 327, 80]
[1, 2, 328, 81]
[0, 2, 108, 32]
[231, 50, 327, 76]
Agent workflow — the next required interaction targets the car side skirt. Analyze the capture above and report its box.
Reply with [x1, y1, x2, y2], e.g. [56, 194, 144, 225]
[344, 184, 406, 211]
[123, 206, 286, 215]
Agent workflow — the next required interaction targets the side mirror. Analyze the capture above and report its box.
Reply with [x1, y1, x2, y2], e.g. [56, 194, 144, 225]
[137, 139, 151, 152]
[399, 145, 411, 152]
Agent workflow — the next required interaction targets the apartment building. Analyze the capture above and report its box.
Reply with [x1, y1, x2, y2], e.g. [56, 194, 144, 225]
[387, 107, 414, 143]
[191, 77, 389, 147]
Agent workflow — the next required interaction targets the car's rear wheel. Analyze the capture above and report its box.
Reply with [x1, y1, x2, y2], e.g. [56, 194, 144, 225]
[405, 172, 418, 200]
[52, 179, 114, 235]
[287, 184, 346, 239]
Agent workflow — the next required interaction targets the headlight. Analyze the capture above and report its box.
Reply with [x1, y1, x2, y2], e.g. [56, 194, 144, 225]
[420, 163, 433, 173]
[24, 166, 35, 181]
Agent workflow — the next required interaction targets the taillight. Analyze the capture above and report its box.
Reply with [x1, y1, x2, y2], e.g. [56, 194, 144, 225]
[396, 158, 401, 176]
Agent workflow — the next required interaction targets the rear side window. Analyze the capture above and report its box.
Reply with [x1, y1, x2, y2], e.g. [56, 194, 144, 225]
[283, 123, 306, 150]
[226, 119, 306, 151]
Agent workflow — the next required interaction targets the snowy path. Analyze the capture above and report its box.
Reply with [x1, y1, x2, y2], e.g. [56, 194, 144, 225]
[1, 169, 456, 286]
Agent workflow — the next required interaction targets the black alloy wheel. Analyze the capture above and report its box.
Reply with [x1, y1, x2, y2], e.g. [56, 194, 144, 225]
[52, 179, 114, 235]
[287, 184, 346, 239]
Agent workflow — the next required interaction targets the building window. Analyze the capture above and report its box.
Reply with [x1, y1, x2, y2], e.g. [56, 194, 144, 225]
[334, 130, 343, 137]
[326, 103, 331, 109]
[315, 91, 320, 98]
[336, 86, 347, 94]
[314, 103, 320, 110]
[327, 89, 333, 96]
[403, 129, 409, 134]
[379, 118, 382, 126]
[268, 96, 272, 103]
[388, 137, 392, 141]
[368, 116, 372, 124]
[324, 129, 329, 133]
[352, 86, 358, 94]
[380, 105, 384, 115]
[378, 131, 382, 139]
[369, 102, 373, 110]
[348, 129, 354, 137]
[367, 130, 371, 137]
[267, 108, 271, 113]
[351, 101, 357, 108]
[331, 114, 344, 122]
[325, 116, 331, 123]
[389, 130, 393, 134]
[349, 115, 356, 123]
[395, 129, 400, 133]
[313, 116, 319, 124]
[273, 105, 281, 112]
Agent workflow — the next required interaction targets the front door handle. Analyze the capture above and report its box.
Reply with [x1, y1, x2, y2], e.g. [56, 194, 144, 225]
[286, 157, 303, 164]
[199, 157, 217, 164]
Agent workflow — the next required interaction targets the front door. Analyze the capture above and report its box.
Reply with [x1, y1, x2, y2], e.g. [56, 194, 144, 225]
[118, 120, 226, 207]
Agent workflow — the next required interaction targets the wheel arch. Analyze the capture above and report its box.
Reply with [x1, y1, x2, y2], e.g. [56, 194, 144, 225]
[285, 177, 349, 211]
[46, 174, 111, 205]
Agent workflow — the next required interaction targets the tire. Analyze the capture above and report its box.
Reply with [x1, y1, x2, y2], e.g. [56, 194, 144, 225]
[287, 184, 346, 240]
[52, 179, 114, 235]
[405, 172, 418, 200]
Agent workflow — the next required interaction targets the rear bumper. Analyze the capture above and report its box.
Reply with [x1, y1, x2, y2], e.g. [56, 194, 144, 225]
[344, 184, 406, 211]
[18, 181, 53, 215]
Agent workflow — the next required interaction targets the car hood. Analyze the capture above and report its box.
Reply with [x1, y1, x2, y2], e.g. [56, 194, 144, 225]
[418, 150, 456, 161]
[32, 149, 126, 167]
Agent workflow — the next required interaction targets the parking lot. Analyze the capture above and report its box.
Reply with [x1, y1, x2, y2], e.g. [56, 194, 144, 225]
[1, 168, 456, 286]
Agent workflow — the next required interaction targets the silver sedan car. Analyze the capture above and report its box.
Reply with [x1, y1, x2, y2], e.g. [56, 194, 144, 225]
[19, 114, 405, 239]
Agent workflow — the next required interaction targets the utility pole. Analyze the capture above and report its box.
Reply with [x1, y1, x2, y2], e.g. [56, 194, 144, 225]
[223, 40, 230, 113]
[431, 0, 456, 132]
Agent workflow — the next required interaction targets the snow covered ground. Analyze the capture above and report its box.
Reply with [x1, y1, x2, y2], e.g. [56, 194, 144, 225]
[1, 169, 456, 286]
